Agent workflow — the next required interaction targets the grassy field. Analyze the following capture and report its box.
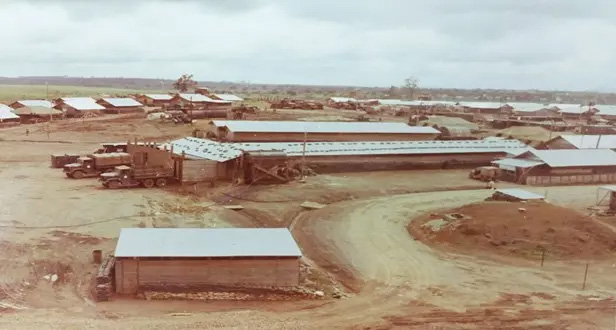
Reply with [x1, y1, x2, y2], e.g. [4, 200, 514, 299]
[0, 84, 164, 102]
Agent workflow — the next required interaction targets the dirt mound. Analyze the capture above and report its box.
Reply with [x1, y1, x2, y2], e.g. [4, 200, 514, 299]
[410, 201, 616, 259]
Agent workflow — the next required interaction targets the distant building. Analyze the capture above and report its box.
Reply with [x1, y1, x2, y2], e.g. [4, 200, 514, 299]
[135, 94, 174, 107]
[206, 120, 441, 142]
[171, 93, 232, 110]
[493, 149, 616, 185]
[0, 104, 20, 123]
[460, 102, 511, 115]
[114, 228, 302, 294]
[96, 98, 144, 113]
[53, 97, 105, 116]
[543, 135, 616, 150]
[12, 106, 63, 122]
[210, 94, 244, 103]
[194, 87, 210, 95]
[327, 97, 357, 107]
[9, 100, 53, 109]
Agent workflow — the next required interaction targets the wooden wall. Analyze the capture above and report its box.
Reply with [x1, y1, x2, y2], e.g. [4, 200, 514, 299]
[115, 257, 300, 294]
[526, 173, 616, 186]
[126, 143, 174, 168]
[181, 159, 218, 182]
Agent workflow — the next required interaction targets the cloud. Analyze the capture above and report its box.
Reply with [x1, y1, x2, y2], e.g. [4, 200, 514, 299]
[0, 0, 615, 90]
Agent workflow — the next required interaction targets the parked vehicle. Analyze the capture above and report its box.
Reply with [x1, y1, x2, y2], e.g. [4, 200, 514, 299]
[468, 166, 501, 182]
[63, 152, 132, 179]
[100, 165, 175, 189]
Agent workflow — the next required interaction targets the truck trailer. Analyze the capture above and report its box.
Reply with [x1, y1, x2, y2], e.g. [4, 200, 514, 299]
[100, 165, 175, 189]
[64, 152, 132, 179]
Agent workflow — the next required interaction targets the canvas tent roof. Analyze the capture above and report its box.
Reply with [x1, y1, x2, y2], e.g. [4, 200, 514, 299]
[114, 228, 302, 258]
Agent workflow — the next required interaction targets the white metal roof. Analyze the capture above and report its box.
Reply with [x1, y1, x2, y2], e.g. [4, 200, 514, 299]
[492, 158, 544, 168]
[376, 99, 456, 106]
[213, 93, 243, 102]
[548, 103, 583, 109]
[210, 120, 440, 134]
[556, 135, 616, 149]
[165, 137, 529, 162]
[507, 102, 550, 113]
[144, 94, 173, 100]
[0, 104, 19, 120]
[557, 106, 589, 114]
[329, 97, 357, 103]
[517, 149, 616, 168]
[460, 102, 506, 109]
[495, 188, 544, 200]
[599, 185, 616, 192]
[178, 93, 215, 102]
[114, 228, 302, 258]
[61, 97, 105, 111]
[595, 105, 616, 116]
[13, 100, 53, 108]
[101, 97, 143, 107]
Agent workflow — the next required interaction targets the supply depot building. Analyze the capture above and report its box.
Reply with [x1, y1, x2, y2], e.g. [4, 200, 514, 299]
[114, 228, 302, 294]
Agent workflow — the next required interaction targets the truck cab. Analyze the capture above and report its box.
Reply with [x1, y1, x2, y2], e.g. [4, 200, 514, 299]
[63, 157, 94, 179]
[100, 165, 132, 189]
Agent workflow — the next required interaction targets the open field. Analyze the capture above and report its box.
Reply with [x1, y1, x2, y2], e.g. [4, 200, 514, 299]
[0, 84, 163, 102]
[2, 112, 616, 329]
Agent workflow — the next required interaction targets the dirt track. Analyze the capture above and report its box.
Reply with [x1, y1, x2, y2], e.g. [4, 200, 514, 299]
[2, 116, 616, 328]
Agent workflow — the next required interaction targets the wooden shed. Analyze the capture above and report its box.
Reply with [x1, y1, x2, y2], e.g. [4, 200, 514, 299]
[135, 94, 174, 107]
[96, 98, 144, 113]
[114, 228, 302, 294]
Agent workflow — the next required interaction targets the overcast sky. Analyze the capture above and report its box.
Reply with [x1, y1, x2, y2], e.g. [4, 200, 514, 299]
[1, 0, 615, 90]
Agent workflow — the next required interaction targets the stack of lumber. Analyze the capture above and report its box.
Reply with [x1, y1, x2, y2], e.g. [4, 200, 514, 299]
[92, 257, 115, 301]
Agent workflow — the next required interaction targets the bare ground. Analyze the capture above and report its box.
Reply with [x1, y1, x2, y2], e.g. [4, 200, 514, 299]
[1, 116, 616, 328]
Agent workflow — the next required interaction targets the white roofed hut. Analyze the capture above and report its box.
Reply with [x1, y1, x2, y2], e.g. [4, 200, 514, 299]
[54, 97, 105, 116]
[96, 97, 144, 113]
[9, 100, 53, 109]
[135, 94, 174, 107]
[492, 149, 616, 185]
[113, 228, 302, 294]
[0, 104, 20, 124]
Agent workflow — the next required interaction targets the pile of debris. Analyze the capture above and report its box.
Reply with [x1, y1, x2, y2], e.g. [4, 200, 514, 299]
[92, 257, 115, 301]
[411, 201, 616, 259]
[270, 98, 324, 110]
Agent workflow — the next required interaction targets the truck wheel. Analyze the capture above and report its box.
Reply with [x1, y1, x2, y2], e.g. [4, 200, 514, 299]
[142, 179, 155, 188]
[72, 170, 85, 179]
[107, 181, 120, 189]
[155, 178, 168, 188]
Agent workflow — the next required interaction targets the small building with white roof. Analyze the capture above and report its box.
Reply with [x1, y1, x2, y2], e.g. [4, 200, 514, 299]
[135, 94, 174, 107]
[96, 97, 144, 113]
[53, 97, 105, 116]
[9, 100, 53, 109]
[113, 228, 302, 294]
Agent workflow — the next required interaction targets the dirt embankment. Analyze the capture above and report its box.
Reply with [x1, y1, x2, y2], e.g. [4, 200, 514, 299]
[410, 201, 616, 259]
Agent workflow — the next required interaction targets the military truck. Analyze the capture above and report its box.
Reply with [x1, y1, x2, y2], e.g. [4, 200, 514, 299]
[100, 165, 175, 189]
[468, 166, 501, 182]
[64, 152, 132, 179]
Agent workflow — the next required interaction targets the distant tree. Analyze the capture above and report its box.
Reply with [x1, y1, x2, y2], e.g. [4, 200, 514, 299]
[403, 77, 420, 99]
[387, 86, 400, 98]
[173, 74, 198, 92]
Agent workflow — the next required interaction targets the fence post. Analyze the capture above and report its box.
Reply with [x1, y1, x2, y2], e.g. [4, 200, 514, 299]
[582, 263, 589, 290]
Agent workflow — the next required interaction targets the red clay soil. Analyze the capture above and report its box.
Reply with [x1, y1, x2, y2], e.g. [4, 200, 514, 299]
[410, 201, 616, 259]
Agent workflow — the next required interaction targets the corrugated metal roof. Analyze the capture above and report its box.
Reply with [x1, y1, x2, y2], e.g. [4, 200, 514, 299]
[329, 97, 357, 103]
[599, 185, 616, 192]
[595, 105, 616, 116]
[518, 149, 616, 167]
[213, 94, 243, 102]
[210, 120, 441, 134]
[61, 97, 105, 111]
[164, 137, 530, 162]
[557, 135, 616, 149]
[376, 99, 457, 106]
[14, 100, 53, 108]
[0, 104, 19, 120]
[495, 188, 544, 200]
[507, 102, 550, 113]
[145, 94, 173, 100]
[460, 102, 506, 109]
[548, 103, 583, 109]
[12, 106, 63, 116]
[178, 93, 214, 102]
[114, 228, 302, 258]
[492, 158, 544, 168]
[101, 97, 143, 107]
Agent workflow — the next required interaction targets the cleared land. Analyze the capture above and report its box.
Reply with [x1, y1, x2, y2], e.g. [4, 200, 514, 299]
[0, 84, 162, 102]
[1, 109, 616, 329]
